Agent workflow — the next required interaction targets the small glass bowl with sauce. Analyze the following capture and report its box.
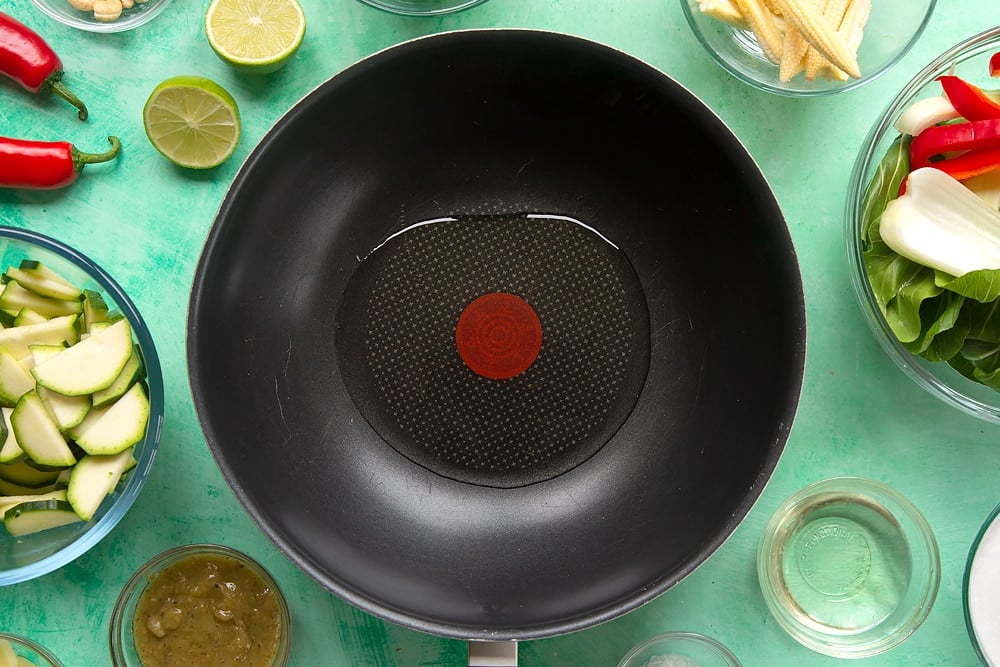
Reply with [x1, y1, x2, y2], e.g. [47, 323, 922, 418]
[109, 544, 291, 667]
[757, 477, 940, 658]
[0, 632, 64, 667]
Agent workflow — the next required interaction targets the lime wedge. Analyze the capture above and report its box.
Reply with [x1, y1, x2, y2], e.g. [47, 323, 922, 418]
[205, 0, 306, 73]
[143, 75, 241, 170]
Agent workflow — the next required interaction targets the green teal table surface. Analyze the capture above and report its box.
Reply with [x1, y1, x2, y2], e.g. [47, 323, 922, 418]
[0, 0, 997, 665]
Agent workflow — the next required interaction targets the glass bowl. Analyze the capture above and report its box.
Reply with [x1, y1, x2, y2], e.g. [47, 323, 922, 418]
[109, 544, 291, 667]
[757, 477, 940, 658]
[965, 502, 1000, 666]
[30, 0, 172, 33]
[0, 632, 64, 667]
[680, 0, 935, 96]
[356, 0, 488, 15]
[846, 27, 1000, 423]
[0, 226, 163, 585]
[618, 631, 742, 667]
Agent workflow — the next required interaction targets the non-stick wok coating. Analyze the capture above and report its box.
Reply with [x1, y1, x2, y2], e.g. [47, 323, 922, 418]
[187, 30, 806, 640]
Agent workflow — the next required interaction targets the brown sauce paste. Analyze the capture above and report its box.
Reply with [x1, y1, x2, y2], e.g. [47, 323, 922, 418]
[132, 552, 283, 667]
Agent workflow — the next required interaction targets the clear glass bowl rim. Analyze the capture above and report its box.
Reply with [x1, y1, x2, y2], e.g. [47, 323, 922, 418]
[845, 25, 1000, 423]
[29, 0, 173, 34]
[109, 543, 292, 667]
[679, 0, 937, 97]
[0, 631, 65, 667]
[757, 476, 941, 658]
[0, 225, 164, 586]
[963, 500, 1000, 667]
[356, 0, 489, 16]
[616, 630, 742, 667]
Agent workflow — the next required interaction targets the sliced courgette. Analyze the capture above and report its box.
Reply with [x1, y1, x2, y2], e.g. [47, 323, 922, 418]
[37, 385, 91, 432]
[0, 315, 79, 359]
[0, 636, 16, 667]
[0, 345, 36, 408]
[31, 319, 133, 396]
[75, 383, 149, 455]
[12, 308, 47, 327]
[0, 488, 67, 517]
[92, 346, 141, 409]
[66, 448, 132, 521]
[0, 476, 56, 496]
[11, 391, 76, 467]
[5, 263, 83, 302]
[0, 458, 60, 488]
[0, 281, 82, 319]
[3, 499, 82, 536]
[0, 407, 19, 463]
[82, 289, 109, 331]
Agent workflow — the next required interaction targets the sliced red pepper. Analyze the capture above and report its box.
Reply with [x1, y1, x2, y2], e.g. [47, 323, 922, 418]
[910, 118, 1000, 168]
[991, 51, 1000, 78]
[938, 75, 1000, 121]
[0, 136, 120, 190]
[923, 146, 1000, 182]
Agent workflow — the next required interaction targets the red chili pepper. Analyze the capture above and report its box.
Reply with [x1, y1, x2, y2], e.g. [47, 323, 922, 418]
[938, 75, 1000, 121]
[991, 51, 1000, 78]
[910, 118, 1000, 168]
[0, 136, 120, 190]
[0, 12, 88, 121]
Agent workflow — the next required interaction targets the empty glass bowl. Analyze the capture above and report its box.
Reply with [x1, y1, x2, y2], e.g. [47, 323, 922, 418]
[758, 477, 940, 658]
[846, 27, 1000, 423]
[30, 0, 172, 33]
[356, 0, 488, 16]
[618, 632, 741, 667]
[680, 0, 935, 96]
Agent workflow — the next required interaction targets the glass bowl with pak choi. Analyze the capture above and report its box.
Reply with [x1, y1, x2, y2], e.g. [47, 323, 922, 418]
[847, 27, 1000, 422]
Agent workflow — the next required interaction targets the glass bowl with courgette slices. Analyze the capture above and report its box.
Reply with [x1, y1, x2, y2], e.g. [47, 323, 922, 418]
[0, 226, 163, 585]
[681, 0, 935, 96]
[0, 632, 64, 667]
[846, 27, 1000, 422]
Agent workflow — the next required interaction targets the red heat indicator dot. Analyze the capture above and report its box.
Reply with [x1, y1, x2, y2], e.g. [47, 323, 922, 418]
[455, 292, 542, 380]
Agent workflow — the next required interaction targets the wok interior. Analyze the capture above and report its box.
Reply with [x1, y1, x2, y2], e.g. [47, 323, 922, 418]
[188, 31, 805, 639]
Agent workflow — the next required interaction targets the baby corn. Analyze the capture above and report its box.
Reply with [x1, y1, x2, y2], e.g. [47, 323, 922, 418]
[822, 0, 871, 81]
[775, 0, 861, 78]
[802, 0, 832, 80]
[697, 0, 749, 29]
[779, 19, 810, 82]
[734, 0, 784, 64]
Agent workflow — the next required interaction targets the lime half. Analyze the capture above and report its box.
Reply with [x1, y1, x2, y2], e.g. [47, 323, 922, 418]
[205, 0, 306, 73]
[143, 76, 241, 170]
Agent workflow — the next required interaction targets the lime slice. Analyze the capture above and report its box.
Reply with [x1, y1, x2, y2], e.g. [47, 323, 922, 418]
[205, 0, 306, 73]
[143, 75, 241, 170]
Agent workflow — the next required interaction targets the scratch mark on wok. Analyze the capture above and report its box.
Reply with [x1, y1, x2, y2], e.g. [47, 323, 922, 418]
[694, 353, 707, 403]
[515, 159, 535, 179]
[273, 377, 290, 442]
[655, 317, 680, 337]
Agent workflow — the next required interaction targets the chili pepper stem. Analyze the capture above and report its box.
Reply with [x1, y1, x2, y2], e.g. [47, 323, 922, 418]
[50, 81, 88, 121]
[72, 136, 121, 169]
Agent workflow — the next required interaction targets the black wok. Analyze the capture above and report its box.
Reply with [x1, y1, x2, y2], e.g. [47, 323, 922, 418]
[187, 29, 806, 647]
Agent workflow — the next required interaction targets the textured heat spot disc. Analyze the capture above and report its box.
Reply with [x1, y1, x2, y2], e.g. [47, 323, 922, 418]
[455, 292, 542, 380]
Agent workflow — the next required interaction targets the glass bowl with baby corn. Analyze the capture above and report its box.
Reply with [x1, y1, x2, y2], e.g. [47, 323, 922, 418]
[31, 0, 171, 33]
[681, 0, 935, 96]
